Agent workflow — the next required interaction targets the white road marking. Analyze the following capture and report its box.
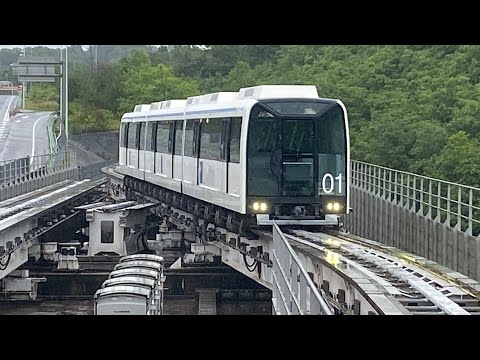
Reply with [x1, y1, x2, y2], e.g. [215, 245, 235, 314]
[0, 96, 16, 139]
[15, 120, 20, 123]
[2, 96, 15, 123]
[21, 115, 28, 119]
[31, 115, 49, 158]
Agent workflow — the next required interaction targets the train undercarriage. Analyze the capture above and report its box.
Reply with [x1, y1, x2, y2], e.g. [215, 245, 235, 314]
[122, 175, 342, 240]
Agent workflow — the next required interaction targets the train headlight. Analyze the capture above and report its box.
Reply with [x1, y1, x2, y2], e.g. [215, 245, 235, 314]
[326, 203, 333, 211]
[333, 202, 340, 211]
[251, 201, 268, 212]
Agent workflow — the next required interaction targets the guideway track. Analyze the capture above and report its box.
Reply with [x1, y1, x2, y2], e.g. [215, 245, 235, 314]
[0, 181, 76, 221]
[285, 228, 480, 315]
[103, 166, 480, 314]
[0, 178, 108, 281]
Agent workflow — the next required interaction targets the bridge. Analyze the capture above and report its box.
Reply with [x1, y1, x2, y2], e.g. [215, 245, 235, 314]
[0, 97, 113, 301]
[104, 160, 480, 315]
[0, 81, 20, 96]
[1, 108, 480, 315]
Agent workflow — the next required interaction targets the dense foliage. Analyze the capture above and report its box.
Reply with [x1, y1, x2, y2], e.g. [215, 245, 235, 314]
[1, 45, 479, 186]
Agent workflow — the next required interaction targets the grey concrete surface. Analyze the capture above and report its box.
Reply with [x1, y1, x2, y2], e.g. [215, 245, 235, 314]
[70, 131, 119, 162]
[0, 111, 52, 162]
[344, 187, 480, 281]
[67, 140, 106, 167]
[0, 95, 19, 152]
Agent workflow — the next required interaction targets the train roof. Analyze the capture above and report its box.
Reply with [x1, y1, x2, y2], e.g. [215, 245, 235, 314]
[120, 254, 164, 264]
[134, 104, 151, 112]
[102, 276, 157, 289]
[94, 285, 152, 299]
[109, 268, 160, 279]
[121, 85, 323, 121]
[114, 261, 163, 272]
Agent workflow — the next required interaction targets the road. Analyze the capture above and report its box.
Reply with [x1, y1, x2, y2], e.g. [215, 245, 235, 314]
[0, 95, 52, 162]
[0, 95, 18, 147]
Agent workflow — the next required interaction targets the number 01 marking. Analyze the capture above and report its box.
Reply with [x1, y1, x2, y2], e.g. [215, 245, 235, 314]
[322, 173, 342, 194]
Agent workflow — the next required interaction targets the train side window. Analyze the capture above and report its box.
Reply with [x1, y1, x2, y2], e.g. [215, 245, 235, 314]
[220, 118, 229, 161]
[101, 221, 114, 244]
[199, 118, 222, 161]
[174, 120, 183, 156]
[168, 122, 175, 154]
[156, 121, 170, 153]
[229, 117, 242, 163]
[184, 120, 195, 157]
[146, 122, 156, 152]
[127, 123, 137, 149]
[139, 122, 146, 151]
[121, 123, 129, 148]
[317, 105, 345, 155]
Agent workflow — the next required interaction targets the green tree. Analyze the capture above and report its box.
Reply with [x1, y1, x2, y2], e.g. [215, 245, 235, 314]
[427, 131, 480, 187]
[117, 49, 200, 114]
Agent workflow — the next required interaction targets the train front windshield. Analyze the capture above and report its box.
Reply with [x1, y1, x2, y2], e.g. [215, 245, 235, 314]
[247, 100, 347, 209]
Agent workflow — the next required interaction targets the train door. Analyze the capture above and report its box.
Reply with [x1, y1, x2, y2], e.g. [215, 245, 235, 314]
[198, 118, 225, 192]
[119, 123, 128, 167]
[153, 121, 171, 178]
[167, 121, 175, 179]
[226, 117, 242, 197]
[172, 120, 184, 183]
[144, 122, 156, 175]
[127, 122, 139, 169]
[220, 118, 230, 193]
[138, 122, 147, 171]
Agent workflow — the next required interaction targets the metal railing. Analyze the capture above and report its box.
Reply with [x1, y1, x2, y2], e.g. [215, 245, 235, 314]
[0, 152, 75, 187]
[351, 161, 480, 238]
[271, 221, 333, 315]
[0, 152, 77, 202]
[0, 157, 29, 185]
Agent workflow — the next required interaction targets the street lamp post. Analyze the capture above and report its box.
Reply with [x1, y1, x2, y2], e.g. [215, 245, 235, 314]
[60, 45, 63, 124]
[22, 46, 25, 109]
[65, 45, 68, 141]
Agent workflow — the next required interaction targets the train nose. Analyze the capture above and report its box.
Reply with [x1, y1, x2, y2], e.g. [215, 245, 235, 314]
[293, 206, 306, 216]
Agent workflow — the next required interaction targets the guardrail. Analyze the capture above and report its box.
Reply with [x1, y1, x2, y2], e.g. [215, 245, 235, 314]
[350, 161, 480, 237]
[0, 157, 29, 185]
[271, 221, 333, 315]
[344, 160, 480, 281]
[47, 113, 62, 154]
[0, 151, 77, 202]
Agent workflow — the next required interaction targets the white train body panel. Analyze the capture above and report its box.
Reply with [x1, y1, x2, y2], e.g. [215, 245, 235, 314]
[127, 148, 137, 168]
[144, 151, 154, 174]
[228, 163, 241, 197]
[119, 146, 126, 166]
[182, 156, 196, 186]
[198, 158, 225, 192]
[125, 148, 143, 180]
[173, 154, 183, 182]
[145, 152, 180, 192]
[138, 150, 146, 171]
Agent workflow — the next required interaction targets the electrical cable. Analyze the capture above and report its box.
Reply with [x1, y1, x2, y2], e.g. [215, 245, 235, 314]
[0, 253, 12, 270]
[136, 232, 144, 252]
[242, 253, 258, 272]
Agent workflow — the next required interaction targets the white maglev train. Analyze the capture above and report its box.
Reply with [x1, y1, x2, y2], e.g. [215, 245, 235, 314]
[117, 85, 350, 228]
